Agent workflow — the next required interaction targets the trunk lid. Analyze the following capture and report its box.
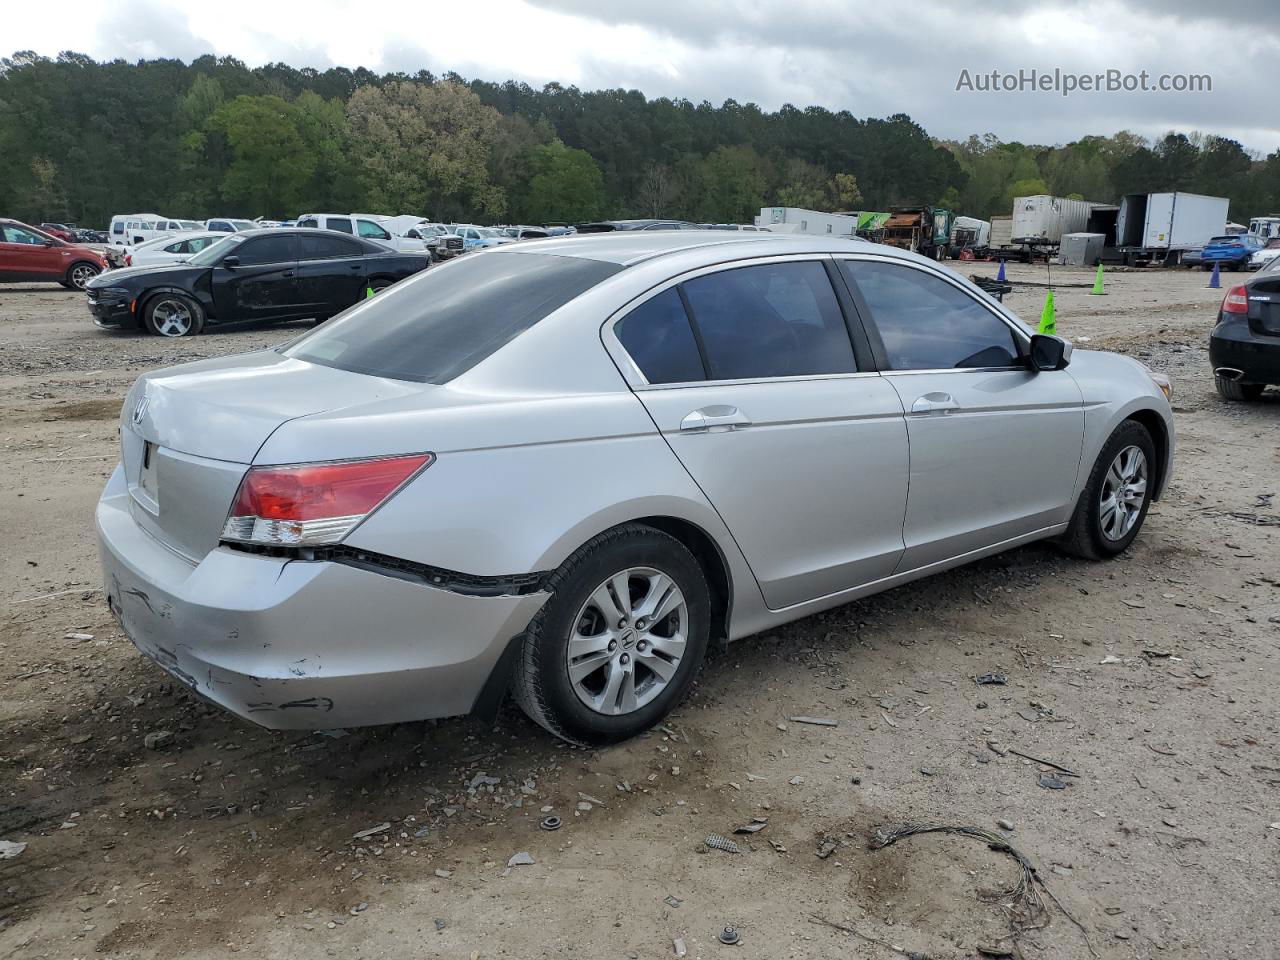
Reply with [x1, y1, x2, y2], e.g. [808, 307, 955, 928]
[122, 350, 427, 561]
[1247, 275, 1280, 337]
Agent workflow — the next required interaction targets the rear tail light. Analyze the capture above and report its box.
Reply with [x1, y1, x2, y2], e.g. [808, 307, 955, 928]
[1222, 285, 1249, 314]
[221, 453, 433, 547]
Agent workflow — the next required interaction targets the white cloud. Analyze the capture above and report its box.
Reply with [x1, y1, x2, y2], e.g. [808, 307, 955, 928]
[6, 0, 1276, 150]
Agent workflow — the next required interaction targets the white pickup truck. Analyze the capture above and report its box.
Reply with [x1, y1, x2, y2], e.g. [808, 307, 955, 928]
[295, 213, 429, 255]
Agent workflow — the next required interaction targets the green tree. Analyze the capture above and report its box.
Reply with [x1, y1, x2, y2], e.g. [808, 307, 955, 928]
[691, 145, 765, 222]
[209, 95, 314, 216]
[346, 80, 504, 218]
[516, 141, 605, 223]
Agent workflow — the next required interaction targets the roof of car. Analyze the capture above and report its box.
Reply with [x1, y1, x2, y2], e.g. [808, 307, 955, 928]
[494, 230, 880, 266]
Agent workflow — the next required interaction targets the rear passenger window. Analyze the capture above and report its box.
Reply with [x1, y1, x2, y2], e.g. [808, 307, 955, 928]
[300, 234, 361, 260]
[326, 218, 354, 234]
[683, 261, 856, 379]
[841, 260, 1021, 370]
[615, 288, 706, 384]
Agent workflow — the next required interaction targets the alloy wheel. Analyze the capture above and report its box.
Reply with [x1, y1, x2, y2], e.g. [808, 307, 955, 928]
[70, 264, 98, 289]
[1099, 444, 1148, 541]
[566, 567, 688, 716]
[151, 299, 193, 337]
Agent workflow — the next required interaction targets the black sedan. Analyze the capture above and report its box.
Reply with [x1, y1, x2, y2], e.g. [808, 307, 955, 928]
[85, 228, 430, 337]
[1210, 258, 1280, 400]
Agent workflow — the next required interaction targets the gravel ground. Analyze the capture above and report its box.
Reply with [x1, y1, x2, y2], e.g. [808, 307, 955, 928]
[1, 265, 1277, 960]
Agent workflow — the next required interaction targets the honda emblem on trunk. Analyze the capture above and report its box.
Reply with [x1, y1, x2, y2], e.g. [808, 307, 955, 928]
[132, 396, 149, 425]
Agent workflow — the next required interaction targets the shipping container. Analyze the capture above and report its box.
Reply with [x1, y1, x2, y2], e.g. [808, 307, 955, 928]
[1116, 192, 1229, 264]
[1010, 195, 1101, 245]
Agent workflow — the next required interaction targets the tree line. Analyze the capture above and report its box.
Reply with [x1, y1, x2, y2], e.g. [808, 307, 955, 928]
[2, 51, 1277, 229]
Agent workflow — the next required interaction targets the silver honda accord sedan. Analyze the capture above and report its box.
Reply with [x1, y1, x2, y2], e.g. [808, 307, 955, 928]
[97, 232, 1174, 744]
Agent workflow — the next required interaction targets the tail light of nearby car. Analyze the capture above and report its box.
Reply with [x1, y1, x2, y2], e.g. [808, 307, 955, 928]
[1222, 285, 1249, 315]
[221, 453, 433, 547]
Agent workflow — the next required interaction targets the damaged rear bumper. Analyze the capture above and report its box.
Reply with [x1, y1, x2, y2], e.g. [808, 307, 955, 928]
[96, 465, 547, 729]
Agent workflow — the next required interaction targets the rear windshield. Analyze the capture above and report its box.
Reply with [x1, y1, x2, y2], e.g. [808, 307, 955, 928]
[283, 252, 623, 383]
[1208, 236, 1238, 243]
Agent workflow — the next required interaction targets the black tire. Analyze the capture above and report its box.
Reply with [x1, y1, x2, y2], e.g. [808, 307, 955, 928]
[1059, 420, 1156, 560]
[143, 292, 205, 337]
[65, 261, 100, 290]
[511, 524, 711, 745]
[1215, 376, 1264, 401]
[369, 277, 393, 293]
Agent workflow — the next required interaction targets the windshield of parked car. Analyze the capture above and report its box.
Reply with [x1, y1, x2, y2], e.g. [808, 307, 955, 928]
[231, 220, 257, 231]
[186, 233, 245, 266]
[283, 253, 622, 383]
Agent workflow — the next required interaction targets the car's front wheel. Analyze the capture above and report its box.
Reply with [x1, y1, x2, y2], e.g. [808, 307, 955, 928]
[1059, 420, 1156, 560]
[143, 293, 205, 337]
[63, 261, 101, 290]
[512, 524, 711, 745]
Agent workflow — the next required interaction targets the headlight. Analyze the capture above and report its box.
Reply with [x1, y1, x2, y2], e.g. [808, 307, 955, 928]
[93, 286, 131, 299]
[1141, 364, 1173, 401]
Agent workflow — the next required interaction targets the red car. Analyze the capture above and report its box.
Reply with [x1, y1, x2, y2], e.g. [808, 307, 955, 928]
[0, 219, 107, 290]
[39, 222, 76, 242]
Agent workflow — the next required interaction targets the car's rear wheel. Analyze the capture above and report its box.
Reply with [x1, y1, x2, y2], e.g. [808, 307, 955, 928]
[144, 293, 205, 337]
[1215, 375, 1265, 401]
[63, 261, 101, 290]
[512, 524, 711, 745]
[1059, 420, 1156, 560]
[369, 278, 393, 294]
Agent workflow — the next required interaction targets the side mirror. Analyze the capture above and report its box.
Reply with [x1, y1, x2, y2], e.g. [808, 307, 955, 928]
[1028, 334, 1072, 371]
[222, 255, 240, 268]
[42, 238, 57, 247]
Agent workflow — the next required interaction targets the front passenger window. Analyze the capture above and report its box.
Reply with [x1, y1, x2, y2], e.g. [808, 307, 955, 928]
[235, 235, 297, 266]
[840, 260, 1021, 370]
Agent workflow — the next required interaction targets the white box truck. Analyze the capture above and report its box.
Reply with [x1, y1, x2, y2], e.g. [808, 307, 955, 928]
[1115, 192, 1229, 265]
[1011, 196, 1100, 245]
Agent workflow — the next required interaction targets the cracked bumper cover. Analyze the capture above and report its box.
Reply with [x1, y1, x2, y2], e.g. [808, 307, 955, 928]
[96, 466, 547, 729]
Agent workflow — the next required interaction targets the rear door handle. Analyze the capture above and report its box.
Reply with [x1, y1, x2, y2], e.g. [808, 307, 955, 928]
[911, 392, 959, 415]
[680, 405, 751, 432]
[281, 270, 295, 278]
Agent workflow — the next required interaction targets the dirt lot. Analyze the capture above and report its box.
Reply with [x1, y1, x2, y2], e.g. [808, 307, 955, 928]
[1, 264, 1277, 960]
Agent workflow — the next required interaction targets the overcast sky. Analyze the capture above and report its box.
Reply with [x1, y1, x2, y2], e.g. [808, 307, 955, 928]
[9, 0, 1278, 152]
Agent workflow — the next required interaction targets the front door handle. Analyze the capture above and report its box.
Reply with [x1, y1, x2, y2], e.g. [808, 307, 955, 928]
[281, 270, 295, 278]
[911, 392, 959, 415]
[680, 405, 751, 432]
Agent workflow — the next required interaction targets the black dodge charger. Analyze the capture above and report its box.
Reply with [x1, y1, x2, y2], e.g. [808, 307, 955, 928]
[1210, 256, 1280, 401]
[85, 228, 430, 337]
